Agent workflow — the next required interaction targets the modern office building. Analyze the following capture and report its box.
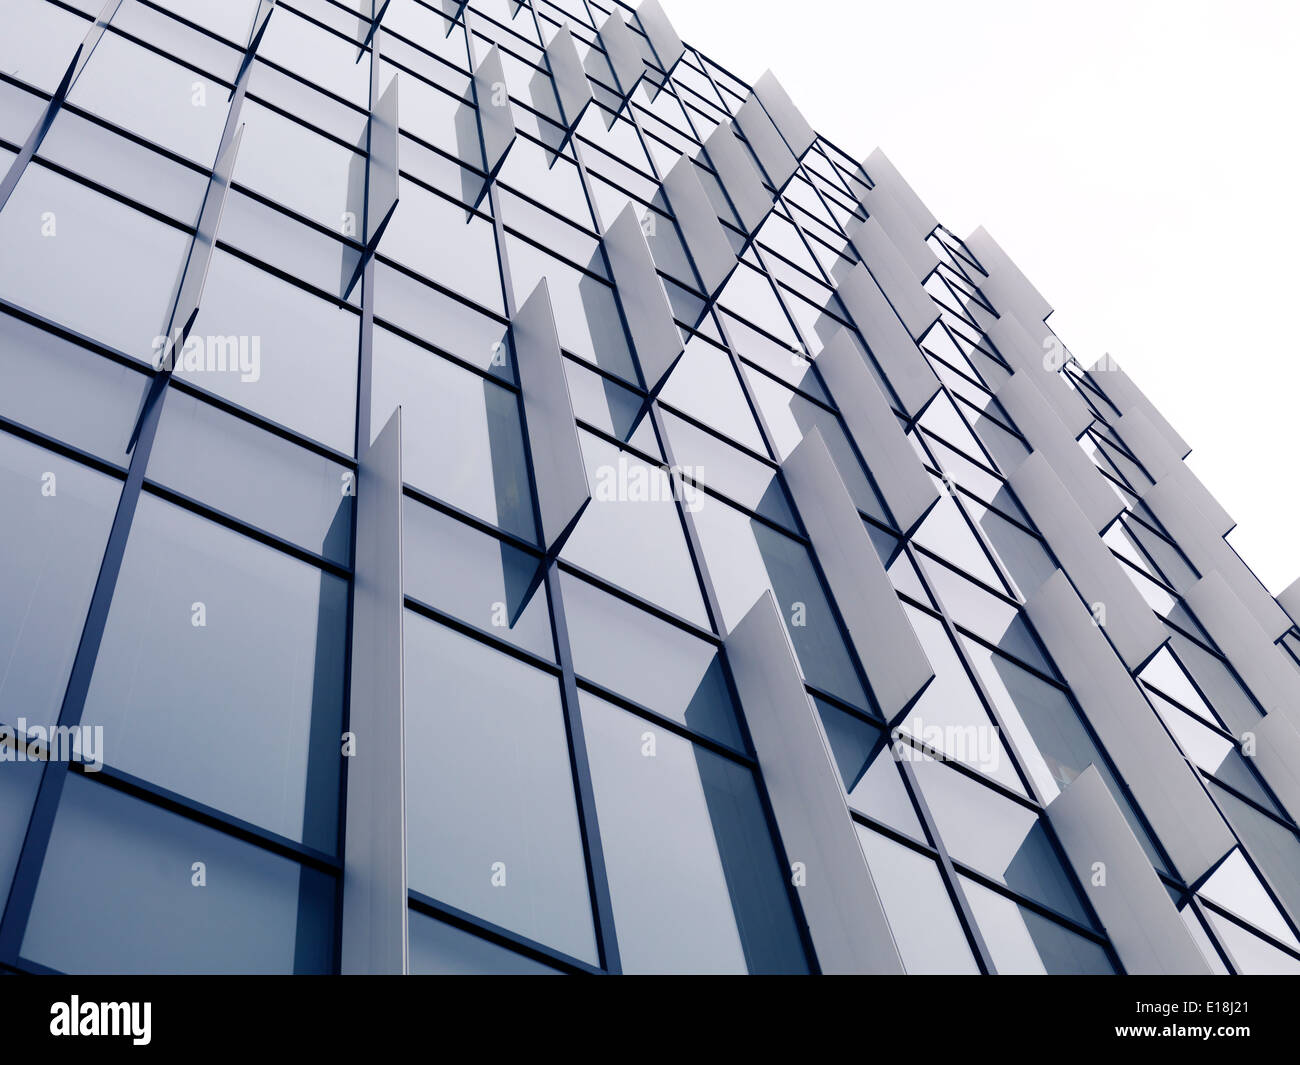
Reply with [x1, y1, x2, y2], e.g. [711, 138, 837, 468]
[1, 0, 1299, 977]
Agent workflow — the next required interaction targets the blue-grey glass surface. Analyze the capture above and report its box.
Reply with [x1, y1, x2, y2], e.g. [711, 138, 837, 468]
[856, 824, 979, 975]
[149, 388, 354, 565]
[910, 756, 1090, 926]
[403, 612, 598, 964]
[23, 774, 335, 974]
[183, 250, 360, 456]
[580, 691, 807, 974]
[372, 326, 535, 541]
[0, 163, 190, 361]
[561, 572, 742, 748]
[0, 312, 147, 464]
[0, 432, 119, 725]
[81, 494, 347, 852]
[962, 875, 1115, 974]
[403, 498, 554, 660]
[408, 910, 561, 975]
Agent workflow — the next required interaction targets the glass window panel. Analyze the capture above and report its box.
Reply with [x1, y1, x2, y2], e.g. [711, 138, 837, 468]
[234, 101, 362, 232]
[896, 606, 1024, 792]
[918, 557, 1050, 674]
[0, 432, 119, 725]
[183, 251, 359, 455]
[658, 333, 766, 454]
[216, 188, 362, 304]
[743, 368, 888, 523]
[856, 826, 979, 975]
[506, 238, 636, 383]
[499, 187, 599, 268]
[382, 179, 505, 312]
[1209, 781, 1300, 938]
[1, 0, 93, 94]
[729, 317, 829, 401]
[962, 876, 1115, 974]
[971, 502, 1056, 602]
[1148, 691, 1276, 811]
[408, 911, 561, 975]
[912, 491, 1004, 589]
[163, 0, 260, 43]
[403, 613, 598, 964]
[403, 499, 553, 660]
[562, 573, 741, 748]
[1140, 646, 1219, 725]
[149, 389, 354, 564]
[258, 7, 371, 107]
[0, 163, 190, 361]
[580, 692, 807, 974]
[82, 494, 347, 852]
[692, 493, 870, 710]
[373, 265, 512, 378]
[1167, 631, 1261, 739]
[814, 698, 925, 839]
[499, 136, 592, 226]
[23, 774, 334, 974]
[0, 313, 147, 464]
[66, 30, 229, 165]
[387, 69, 479, 169]
[659, 411, 796, 530]
[962, 635, 1170, 875]
[39, 107, 210, 223]
[1205, 908, 1300, 975]
[372, 326, 535, 540]
[561, 356, 659, 453]
[0, 756, 41, 913]
[910, 756, 1089, 925]
[561, 431, 708, 626]
[1199, 849, 1298, 948]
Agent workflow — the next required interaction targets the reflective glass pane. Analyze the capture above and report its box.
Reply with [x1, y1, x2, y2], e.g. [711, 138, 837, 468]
[372, 327, 535, 540]
[408, 910, 561, 975]
[403, 499, 553, 660]
[150, 389, 354, 564]
[856, 825, 979, 975]
[184, 251, 359, 455]
[0, 432, 119, 725]
[561, 431, 708, 626]
[0, 313, 146, 464]
[581, 692, 807, 974]
[403, 613, 597, 964]
[962, 876, 1115, 975]
[910, 756, 1089, 925]
[562, 573, 741, 748]
[83, 494, 347, 852]
[23, 775, 335, 974]
[0, 163, 190, 360]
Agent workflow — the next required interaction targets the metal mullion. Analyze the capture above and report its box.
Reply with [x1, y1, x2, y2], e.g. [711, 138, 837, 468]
[469, 8, 621, 973]
[562, 54, 822, 972]
[0, 23, 259, 969]
[892, 753, 997, 973]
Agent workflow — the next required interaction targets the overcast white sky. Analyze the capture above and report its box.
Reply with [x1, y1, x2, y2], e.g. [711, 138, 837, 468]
[663, 0, 1300, 595]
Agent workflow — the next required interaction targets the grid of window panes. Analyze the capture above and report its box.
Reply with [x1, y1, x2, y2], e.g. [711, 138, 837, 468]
[0, 0, 1296, 975]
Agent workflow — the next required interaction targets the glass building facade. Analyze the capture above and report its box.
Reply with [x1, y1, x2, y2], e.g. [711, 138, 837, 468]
[2, 0, 1300, 976]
